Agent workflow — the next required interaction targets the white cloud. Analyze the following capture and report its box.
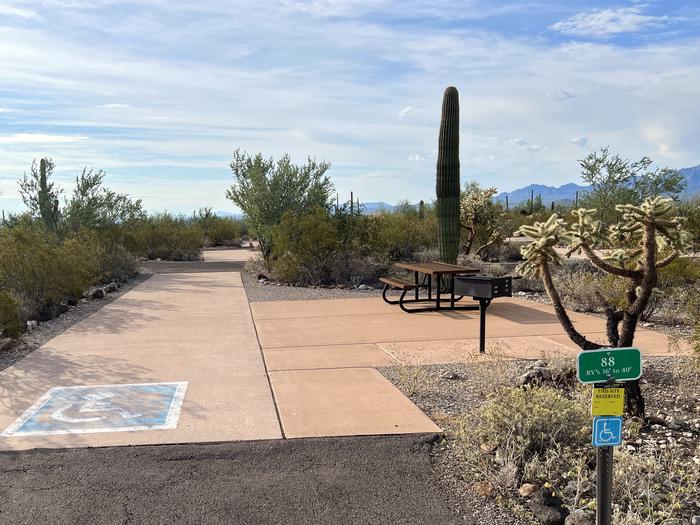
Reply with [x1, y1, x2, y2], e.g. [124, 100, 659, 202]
[0, 3, 39, 19]
[550, 7, 668, 38]
[407, 153, 425, 161]
[398, 106, 414, 118]
[0, 133, 89, 144]
[569, 137, 588, 148]
[547, 90, 576, 101]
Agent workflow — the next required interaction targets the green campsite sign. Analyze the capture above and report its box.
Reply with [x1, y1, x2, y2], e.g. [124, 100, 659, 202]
[576, 347, 642, 384]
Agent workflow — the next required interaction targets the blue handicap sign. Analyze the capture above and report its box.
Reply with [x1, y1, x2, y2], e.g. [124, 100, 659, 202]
[2, 382, 188, 437]
[592, 416, 623, 447]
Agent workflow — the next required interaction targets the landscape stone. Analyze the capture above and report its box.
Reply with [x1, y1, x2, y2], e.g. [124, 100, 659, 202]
[518, 483, 539, 497]
[564, 509, 594, 525]
[528, 488, 568, 525]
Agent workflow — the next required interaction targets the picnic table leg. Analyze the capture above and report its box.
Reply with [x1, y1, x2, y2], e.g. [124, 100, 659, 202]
[427, 275, 432, 301]
[435, 276, 441, 309]
[414, 271, 419, 301]
[450, 275, 455, 308]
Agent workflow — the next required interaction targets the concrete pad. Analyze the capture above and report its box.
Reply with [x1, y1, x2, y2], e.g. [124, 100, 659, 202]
[377, 335, 579, 365]
[202, 248, 258, 262]
[269, 368, 441, 438]
[252, 297, 685, 358]
[0, 272, 282, 450]
[264, 344, 397, 371]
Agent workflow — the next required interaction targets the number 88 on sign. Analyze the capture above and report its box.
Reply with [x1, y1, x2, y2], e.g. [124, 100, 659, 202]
[576, 348, 642, 384]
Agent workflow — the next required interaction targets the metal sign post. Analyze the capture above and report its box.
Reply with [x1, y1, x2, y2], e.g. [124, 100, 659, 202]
[577, 348, 643, 525]
[597, 447, 613, 525]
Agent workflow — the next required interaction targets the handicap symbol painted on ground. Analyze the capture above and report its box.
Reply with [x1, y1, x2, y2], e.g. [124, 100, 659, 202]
[2, 382, 187, 437]
[51, 392, 143, 424]
[592, 416, 623, 447]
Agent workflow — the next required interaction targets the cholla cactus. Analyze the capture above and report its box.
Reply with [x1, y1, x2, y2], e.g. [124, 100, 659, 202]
[459, 186, 500, 255]
[516, 196, 690, 416]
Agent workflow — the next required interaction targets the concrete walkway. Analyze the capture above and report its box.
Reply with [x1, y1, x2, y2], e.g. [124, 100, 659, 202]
[0, 272, 438, 450]
[0, 273, 282, 450]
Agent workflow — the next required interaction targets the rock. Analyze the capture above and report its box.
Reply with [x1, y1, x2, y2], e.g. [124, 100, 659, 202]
[645, 415, 666, 427]
[358, 284, 372, 290]
[517, 367, 552, 386]
[66, 298, 78, 307]
[89, 288, 105, 300]
[498, 462, 521, 489]
[667, 417, 682, 430]
[564, 509, 595, 525]
[103, 282, 118, 293]
[519, 483, 539, 497]
[533, 367, 553, 381]
[26, 320, 39, 333]
[480, 443, 497, 454]
[442, 372, 462, 380]
[528, 487, 568, 525]
[471, 481, 495, 497]
[691, 515, 700, 525]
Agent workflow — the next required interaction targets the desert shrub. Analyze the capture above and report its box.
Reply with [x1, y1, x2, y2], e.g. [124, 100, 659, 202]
[271, 207, 340, 285]
[553, 267, 627, 313]
[0, 291, 22, 339]
[99, 242, 138, 283]
[474, 386, 589, 459]
[203, 217, 241, 247]
[0, 225, 102, 320]
[127, 214, 203, 260]
[365, 211, 437, 261]
[192, 208, 243, 247]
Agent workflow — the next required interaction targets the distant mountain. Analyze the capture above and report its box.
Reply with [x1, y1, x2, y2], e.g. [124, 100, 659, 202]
[360, 201, 396, 213]
[679, 165, 700, 197]
[495, 183, 590, 206]
[496, 164, 700, 205]
[214, 210, 244, 219]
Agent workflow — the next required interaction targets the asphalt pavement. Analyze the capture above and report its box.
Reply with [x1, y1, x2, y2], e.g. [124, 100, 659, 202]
[0, 434, 463, 524]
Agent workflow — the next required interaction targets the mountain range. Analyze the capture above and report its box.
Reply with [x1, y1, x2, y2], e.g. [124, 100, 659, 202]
[494, 164, 700, 206]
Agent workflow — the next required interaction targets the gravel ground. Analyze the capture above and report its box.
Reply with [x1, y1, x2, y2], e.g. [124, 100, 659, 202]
[0, 274, 151, 372]
[240, 271, 389, 302]
[380, 356, 700, 524]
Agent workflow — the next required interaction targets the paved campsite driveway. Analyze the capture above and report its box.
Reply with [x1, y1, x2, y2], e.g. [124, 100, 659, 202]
[0, 273, 282, 449]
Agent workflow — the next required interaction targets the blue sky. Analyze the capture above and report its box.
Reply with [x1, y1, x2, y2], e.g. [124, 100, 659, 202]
[1, 0, 699, 214]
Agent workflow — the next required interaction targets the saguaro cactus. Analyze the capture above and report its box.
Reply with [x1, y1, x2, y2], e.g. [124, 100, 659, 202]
[36, 158, 60, 230]
[436, 86, 460, 264]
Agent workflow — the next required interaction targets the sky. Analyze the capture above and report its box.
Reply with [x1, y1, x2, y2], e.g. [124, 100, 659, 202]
[1, 0, 699, 214]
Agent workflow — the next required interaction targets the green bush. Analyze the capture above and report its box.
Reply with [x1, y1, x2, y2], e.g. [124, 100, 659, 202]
[99, 242, 138, 283]
[475, 386, 589, 459]
[271, 207, 339, 285]
[203, 217, 241, 247]
[0, 291, 22, 339]
[365, 211, 437, 261]
[127, 214, 203, 260]
[0, 225, 102, 320]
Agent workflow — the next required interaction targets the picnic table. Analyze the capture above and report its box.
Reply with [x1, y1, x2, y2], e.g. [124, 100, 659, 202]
[380, 261, 480, 312]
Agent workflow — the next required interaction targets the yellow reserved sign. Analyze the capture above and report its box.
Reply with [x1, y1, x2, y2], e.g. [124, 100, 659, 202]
[591, 388, 625, 416]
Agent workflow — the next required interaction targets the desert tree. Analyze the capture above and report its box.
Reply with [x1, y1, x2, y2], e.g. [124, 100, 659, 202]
[226, 149, 333, 261]
[460, 182, 512, 257]
[580, 147, 686, 225]
[516, 196, 690, 416]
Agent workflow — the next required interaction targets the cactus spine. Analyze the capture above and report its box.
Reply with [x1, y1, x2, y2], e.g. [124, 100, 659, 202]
[436, 86, 460, 264]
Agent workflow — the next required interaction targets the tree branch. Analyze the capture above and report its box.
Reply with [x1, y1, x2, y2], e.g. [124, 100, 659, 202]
[540, 259, 603, 350]
[581, 245, 642, 279]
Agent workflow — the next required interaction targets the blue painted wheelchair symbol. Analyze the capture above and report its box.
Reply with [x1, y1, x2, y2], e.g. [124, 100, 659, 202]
[2, 382, 188, 437]
[592, 416, 623, 447]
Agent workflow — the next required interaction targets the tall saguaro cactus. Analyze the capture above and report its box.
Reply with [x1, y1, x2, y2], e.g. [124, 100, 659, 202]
[436, 86, 460, 264]
[37, 158, 60, 230]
